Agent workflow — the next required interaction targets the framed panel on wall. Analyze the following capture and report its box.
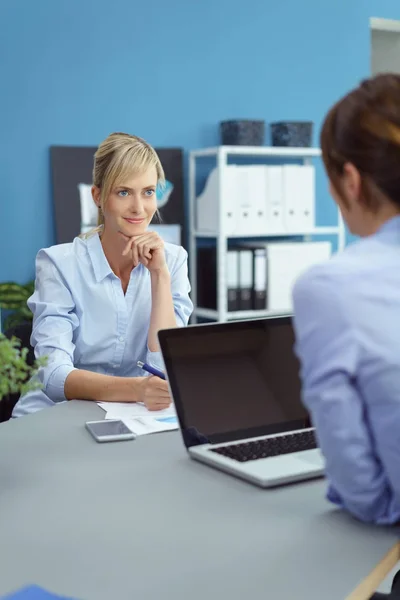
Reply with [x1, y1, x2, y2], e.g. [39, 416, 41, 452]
[50, 146, 186, 248]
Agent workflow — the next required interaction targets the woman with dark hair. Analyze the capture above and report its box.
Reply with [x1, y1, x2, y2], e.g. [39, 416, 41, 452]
[293, 73, 400, 524]
[292, 73, 400, 598]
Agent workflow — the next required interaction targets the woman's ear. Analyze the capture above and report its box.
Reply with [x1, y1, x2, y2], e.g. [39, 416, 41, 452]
[91, 185, 101, 208]
[342, 162, 361, 205]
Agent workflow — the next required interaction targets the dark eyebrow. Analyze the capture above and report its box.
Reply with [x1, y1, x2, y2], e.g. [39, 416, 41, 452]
[115, 185, 134, 192]
[116, 184, 156, 191]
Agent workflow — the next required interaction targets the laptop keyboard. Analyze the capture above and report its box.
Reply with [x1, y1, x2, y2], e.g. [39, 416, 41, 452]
[210, 430, 317, 463]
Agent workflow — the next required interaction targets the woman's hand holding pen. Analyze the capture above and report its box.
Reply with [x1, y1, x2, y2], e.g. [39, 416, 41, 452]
[137, 376, 171, 411]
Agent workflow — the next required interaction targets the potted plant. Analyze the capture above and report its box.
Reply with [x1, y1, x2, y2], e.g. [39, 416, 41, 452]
[0, 281, 34, 331]
[0, 334, 46, 421]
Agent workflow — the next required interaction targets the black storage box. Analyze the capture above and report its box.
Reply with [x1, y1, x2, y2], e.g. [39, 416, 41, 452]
[270, 121, 313, 147]
[220, 120, 265, 146]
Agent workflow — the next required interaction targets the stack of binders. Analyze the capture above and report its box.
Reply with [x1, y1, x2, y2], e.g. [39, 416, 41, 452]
[196, 245, 267, 313]
[196, 241, 332, 315]
[236, 244, 268, 310]
[196, 164, 316, 236]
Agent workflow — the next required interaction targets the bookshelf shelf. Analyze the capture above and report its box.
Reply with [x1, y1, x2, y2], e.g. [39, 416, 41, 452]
[190, 145, 322, 159]
[194, 226, 340, 238]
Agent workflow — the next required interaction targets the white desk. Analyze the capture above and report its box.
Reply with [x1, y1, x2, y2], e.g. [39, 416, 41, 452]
[0, 401, 399, 599]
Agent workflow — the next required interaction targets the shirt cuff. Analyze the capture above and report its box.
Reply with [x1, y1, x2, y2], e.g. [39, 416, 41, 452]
[326, 484, 343, 507]
[45, 364, 77, 403]
[146, 350, 165, 372]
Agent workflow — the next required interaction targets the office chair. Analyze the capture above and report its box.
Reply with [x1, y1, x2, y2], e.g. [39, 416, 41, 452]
[0, 321, 34, 422]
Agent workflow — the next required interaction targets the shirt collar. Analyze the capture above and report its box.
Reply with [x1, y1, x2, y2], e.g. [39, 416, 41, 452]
[376, 214, 400, 236]
[86, 233, 114, 282]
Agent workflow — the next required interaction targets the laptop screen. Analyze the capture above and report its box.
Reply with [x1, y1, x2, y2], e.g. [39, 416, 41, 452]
[159, 317, 309, 447]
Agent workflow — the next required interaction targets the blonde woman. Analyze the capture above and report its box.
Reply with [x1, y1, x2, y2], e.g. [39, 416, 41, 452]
[13, 133, 193, 416]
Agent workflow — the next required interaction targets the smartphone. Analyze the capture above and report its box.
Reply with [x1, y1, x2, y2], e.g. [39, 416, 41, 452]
[85, 419, 136, 443]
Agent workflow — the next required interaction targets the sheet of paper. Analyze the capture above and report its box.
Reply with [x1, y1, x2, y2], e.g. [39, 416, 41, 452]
[97, 402, 178, 436]
[116, 415, 178, 436]
[97, 401, 176, 419]
[78, 182, 98, 227]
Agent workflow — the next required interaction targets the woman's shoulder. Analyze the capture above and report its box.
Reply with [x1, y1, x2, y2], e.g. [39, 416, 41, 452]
[35, 236, 89, 267]
[292, 236, 387, 325]
[294, 237, 379, 294]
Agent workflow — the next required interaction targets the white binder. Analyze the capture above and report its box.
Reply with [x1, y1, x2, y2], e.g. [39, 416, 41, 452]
[282, 165, 315, 233]
[253, 247, 267, 309]
[196, 166, 238, 235]
[266, 241, 331, 312]
[238, 249, 253, 309]
[226, 249, 240, 311]
[265, 166, 284, 233]
[234, 166, 269, 236]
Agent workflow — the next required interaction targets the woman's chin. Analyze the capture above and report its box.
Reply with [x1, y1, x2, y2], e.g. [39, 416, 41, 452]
[117, 230, 131, 241]
[118, 224, 147, 238]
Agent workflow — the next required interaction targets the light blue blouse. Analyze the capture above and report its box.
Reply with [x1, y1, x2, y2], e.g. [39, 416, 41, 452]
[292, 215, 400, 524]
[13, 233, 193, 417]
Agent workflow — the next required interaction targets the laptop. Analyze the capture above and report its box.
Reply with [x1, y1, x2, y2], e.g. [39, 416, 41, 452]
[158, 316, 324, 488]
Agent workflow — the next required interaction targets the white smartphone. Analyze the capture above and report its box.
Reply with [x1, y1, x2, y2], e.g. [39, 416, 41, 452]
[85, 419, 136, 443]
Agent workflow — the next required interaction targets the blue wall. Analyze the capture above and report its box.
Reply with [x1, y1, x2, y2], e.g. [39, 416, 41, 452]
[0, 0, 399, 283]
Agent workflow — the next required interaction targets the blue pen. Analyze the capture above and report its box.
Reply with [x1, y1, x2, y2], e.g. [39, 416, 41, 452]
[137, 360, 166, 380]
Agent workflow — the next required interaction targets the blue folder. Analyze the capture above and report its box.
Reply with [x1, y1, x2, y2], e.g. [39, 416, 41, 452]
[3, 586, 78, 600]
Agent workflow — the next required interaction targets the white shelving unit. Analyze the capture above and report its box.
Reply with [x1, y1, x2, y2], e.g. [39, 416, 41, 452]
[188, 145, 346, 323]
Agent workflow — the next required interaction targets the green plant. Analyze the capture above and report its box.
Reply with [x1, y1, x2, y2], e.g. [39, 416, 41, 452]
[0, 281, 34, 331]
[0, 334, 46, 401]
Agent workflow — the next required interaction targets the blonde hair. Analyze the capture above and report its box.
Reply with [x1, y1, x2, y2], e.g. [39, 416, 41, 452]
[82, 132, 165, 238]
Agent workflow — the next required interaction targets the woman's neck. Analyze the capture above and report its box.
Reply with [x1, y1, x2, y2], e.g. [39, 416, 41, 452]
[100, 228, 134, 280]
[361, 204, 400, 237]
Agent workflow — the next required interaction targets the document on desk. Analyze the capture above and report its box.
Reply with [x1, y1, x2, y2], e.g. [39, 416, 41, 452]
[97, 402, 178, 436]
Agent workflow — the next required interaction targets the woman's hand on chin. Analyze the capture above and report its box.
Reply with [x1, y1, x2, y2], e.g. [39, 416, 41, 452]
[122, 231, 167, 272]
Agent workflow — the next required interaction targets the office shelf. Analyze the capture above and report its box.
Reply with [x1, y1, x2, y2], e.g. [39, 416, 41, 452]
[188, 145, 345, 323]
[190, 145, 322, 159]
[194, 226, 340, 238]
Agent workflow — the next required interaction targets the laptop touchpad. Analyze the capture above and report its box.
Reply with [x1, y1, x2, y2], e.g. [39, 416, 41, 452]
[296, 450, 324, 467]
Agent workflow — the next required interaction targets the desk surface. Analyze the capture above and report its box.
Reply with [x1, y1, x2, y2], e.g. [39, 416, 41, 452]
[0, 401, 398, 600]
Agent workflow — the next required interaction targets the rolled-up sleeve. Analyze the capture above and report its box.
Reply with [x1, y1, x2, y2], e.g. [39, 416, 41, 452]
[292, 267, 400, 524]
[29, 250, 79, 402]
[146, 246, 193, 369]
